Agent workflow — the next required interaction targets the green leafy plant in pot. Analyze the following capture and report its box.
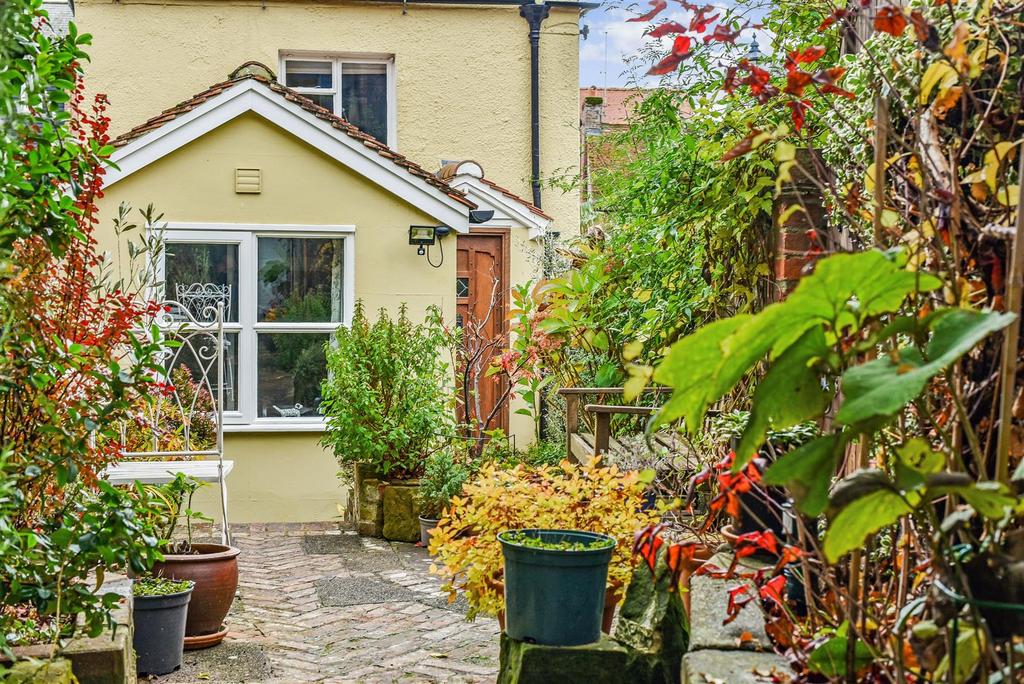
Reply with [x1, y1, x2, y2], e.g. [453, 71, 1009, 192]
[132, 576, 195, 676]
[416, 450, 472, 547]
[498, 529, 616, 646]
[320, 303, 455, 541]
[139, 474, 240, 650]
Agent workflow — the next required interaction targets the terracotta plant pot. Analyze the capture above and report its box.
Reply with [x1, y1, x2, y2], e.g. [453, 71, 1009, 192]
[151, 543, 239, 649]
[678, 544, 713, 617]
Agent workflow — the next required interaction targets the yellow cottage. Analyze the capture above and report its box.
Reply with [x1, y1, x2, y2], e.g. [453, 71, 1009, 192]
[77, 1, 587, 523]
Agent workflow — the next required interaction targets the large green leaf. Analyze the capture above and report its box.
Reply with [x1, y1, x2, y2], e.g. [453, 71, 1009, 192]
[763, 434, 843, 516]
[735, 326, 831, 466]
[893, 438, 945, 491]
[651, 315, 755, 432]
[838, 310, 1016, 426]
[824, 477, 912, 562]
[783, 250, 940, 331]
[807, 634, 875, 677]
[934, 626, 984, 683]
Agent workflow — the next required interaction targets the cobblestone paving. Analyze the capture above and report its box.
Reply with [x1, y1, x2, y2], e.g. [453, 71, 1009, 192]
[155, 523, 499, 684]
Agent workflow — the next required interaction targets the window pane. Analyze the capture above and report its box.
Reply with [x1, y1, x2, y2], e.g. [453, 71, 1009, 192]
[167, 331, 239, 413]
[284, 60, 333, 89]
[258, 237, 343, 323]
[165, 242, 239, 322]
[342, 62, 387, 142]
[257, 333, 328, 418]
[307, 93, 334, 111]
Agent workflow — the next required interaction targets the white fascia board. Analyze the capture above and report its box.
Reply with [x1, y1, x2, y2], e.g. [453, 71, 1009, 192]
[107, 80, 470, 232]
[452, 175, 550, 240]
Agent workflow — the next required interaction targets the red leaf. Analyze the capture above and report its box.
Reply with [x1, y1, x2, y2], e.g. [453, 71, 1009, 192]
[627, 0, 668, 22]
[735, 60, 778, 103]
[671, 34, 693, 56]
[648, 21, 687, 38]
[874, 6, 908, 36]
[703, 23, 742, 44]
[725, 583, 755, 623]
[772, 544, 805, 573]
[818, 9, 848, 31]
[733, 530, 779, 558]
[787, 46, 826, 69]
[633, 524, 667, 573]
[647, 53, 683, 75]
[786, 99, 812, 132]
[784, 70, 813, 96]
[815, 66, 855, 99]
[759, 575, 787, 606]
[909, 10, 930, 42]
[722, 66, 739, 94]
[689, 6, 720, 33]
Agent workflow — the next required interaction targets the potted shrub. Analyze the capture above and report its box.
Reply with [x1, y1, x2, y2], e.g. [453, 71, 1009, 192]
[132, 576, 195, 676]
[416, 450, 472, 547]
[320, 303, 454, 542]
[498, 529, 616, 646]
[430, 456, 660, 630]
[143, 474, 240, 649]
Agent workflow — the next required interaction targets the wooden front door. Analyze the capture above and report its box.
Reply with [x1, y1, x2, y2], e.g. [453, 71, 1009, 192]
[456, 230, 509, 435]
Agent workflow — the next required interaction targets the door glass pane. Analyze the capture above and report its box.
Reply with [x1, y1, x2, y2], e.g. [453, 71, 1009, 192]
[257, 333, 328, 418]
[284, 60, 333, 90]
[258, 237, 343, 323]
[164, 242, 239, 322]
[342, 62, 387, 143]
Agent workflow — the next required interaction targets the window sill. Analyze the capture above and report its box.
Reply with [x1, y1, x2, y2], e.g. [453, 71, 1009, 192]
[224, 421, 327, 433]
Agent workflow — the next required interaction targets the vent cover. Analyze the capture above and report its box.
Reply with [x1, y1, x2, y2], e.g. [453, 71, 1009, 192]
[235, 168, 261, 194]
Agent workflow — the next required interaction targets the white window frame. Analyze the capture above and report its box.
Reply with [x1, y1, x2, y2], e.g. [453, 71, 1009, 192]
[279, 51, 397, 150]
[159, 223, 356, 432]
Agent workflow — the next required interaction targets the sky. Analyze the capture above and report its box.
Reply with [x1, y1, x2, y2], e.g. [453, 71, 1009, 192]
[578, 2, 769, 89]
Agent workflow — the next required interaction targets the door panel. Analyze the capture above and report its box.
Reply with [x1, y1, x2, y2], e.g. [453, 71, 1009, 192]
[456, 231, 508, 435]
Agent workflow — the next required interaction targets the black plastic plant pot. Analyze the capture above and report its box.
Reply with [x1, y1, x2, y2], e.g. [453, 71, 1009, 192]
[498, 529, 616, 647]
[133, 584, 194, 676]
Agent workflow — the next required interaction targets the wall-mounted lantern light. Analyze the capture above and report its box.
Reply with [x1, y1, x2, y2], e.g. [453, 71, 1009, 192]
[409, 225, 452, 267]
[409, 225, 438, 255]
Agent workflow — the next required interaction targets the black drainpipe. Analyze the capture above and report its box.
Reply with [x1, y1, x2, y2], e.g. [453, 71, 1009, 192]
[520, 3, 549, 211]
[520, 3, 551, 440]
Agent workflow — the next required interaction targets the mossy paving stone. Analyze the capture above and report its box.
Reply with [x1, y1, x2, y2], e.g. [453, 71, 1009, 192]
[154, 641, 272, 683]
[301, 532, 403, 573]
[315, 575, 470, 614]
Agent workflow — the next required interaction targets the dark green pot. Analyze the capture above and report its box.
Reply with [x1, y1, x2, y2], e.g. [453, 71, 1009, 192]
[498, 529, 615, 646]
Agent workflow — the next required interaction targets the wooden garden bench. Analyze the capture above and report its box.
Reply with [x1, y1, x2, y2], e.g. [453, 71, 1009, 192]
[558, 387, 693, 462]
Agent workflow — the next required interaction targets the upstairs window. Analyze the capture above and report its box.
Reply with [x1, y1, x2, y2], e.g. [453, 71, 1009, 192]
[282, 55, 393, 147]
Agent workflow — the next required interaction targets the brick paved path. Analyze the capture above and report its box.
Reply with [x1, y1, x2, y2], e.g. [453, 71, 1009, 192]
[156, 523, 499, 684]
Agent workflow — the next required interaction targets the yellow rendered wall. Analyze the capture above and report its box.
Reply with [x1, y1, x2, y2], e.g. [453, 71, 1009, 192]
[76, 0, 581, 242]
[97, 112, 459, 522]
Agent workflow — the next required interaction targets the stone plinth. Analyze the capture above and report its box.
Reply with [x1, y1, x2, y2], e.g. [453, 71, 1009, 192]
[498, 634, 630, 684]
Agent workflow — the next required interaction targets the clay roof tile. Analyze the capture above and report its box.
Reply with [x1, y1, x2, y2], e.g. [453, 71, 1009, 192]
[112, 66, 473, 209]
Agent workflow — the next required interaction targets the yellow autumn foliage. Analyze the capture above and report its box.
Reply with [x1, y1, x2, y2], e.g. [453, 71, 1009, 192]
[428, 456, 660, 620]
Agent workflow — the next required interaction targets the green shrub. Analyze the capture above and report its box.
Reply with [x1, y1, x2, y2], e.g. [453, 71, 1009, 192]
[320, 303, 453, 479]
[417, 450, 472, 519]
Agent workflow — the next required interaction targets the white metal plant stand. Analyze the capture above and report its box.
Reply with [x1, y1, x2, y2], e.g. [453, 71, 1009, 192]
[104, 296, 233, 545]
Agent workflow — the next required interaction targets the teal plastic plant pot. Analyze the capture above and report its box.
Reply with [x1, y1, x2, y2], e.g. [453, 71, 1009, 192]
[498, 529, 616, 646]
